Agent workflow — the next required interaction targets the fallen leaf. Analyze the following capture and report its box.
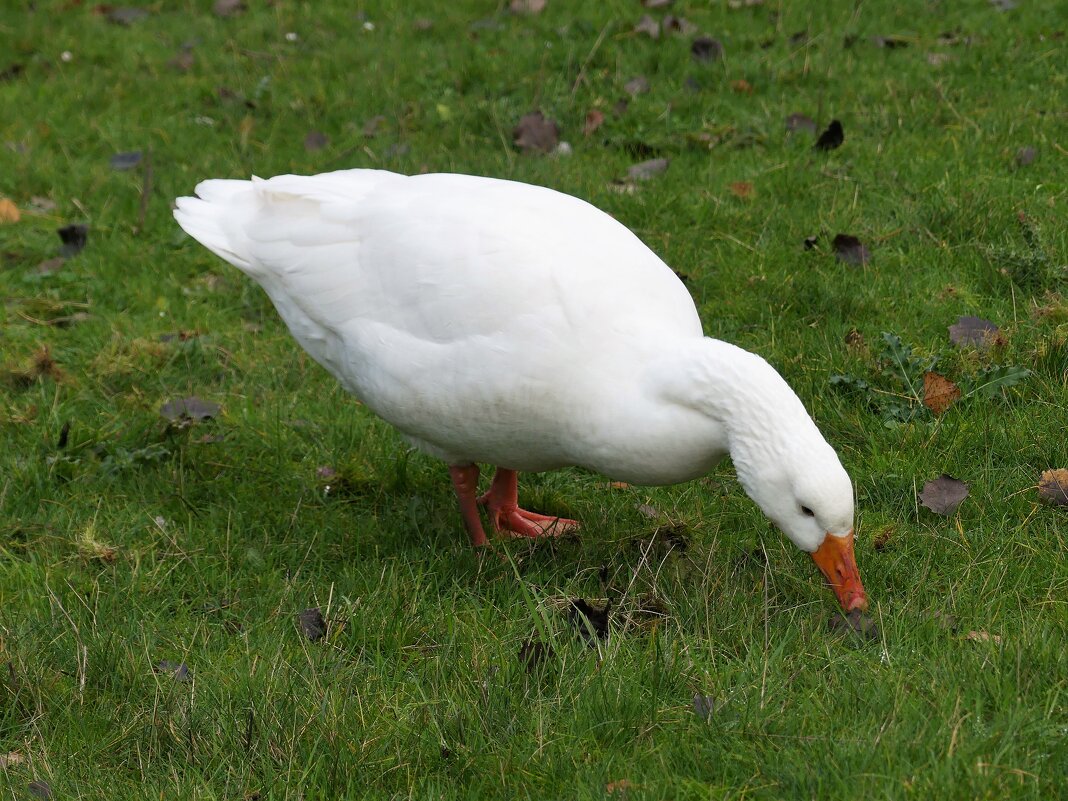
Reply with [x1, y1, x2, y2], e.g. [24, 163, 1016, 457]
[1014, 146, 1037, 167]
[636, 503, 659, 519]
[608, 481, 630, 489]
[304, 130, 329, 151]
[0, 198, 20, 223]
[814, 119, 844, 150]
[926, 52, 952, 67]
[213, 0, 246, 17]
[169, 49, 195, 71]
[934, 610, 959, 633]
[989, 0, 1016, 10]
[298, 608, 327, 641]
[919, 474, 969, 515]
[413, 17, 434, 31]
[948, 316, 1000, 349]
[29, 196, 56, 213]
[845, 328, 866, 348]
[729, 181, 753, 199]
[691, 36, 723, 62]
[832, 233, 870, 266]
[513, 112, 559, 153]
[154, 660, 191, 682]
[160, 396, 220, 422]
[568, 598, 609, 642]
[642, 0, 673, 7]
[828, 609, 879, 640]
[518, 636, 554, 670]
[966, 629, 1002, 644]
[509, 0, 546, 13]
[923, 371, 961, 415]
[663, 15, 697, 36]
[624, 75, 650, 96]
[634, 15, 659, 38]
[1037, 468, 1068, 506]
[109, 151, 142, 171]
[731, 78, 753, 94]
[606, 779, 633, 794]
[107, 7, 149, 25]
[872, 34, 910, 49]
[692, 693, 715, 721]
[627, 157, 669, 181]
[57, 223, 88, 256]
[27, 781, 51, 800]
[583, 109, 605, 137]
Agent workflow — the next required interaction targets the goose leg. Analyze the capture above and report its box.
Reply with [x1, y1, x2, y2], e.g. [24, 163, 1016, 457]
[448, 464, 488, 547]
[477, 468, 579, 539]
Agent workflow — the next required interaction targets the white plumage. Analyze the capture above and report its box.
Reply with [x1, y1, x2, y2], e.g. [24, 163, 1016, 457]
[174, 169, 868, 610]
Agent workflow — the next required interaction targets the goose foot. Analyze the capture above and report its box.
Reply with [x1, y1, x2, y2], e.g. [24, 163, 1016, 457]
[477, 468, 579, 539]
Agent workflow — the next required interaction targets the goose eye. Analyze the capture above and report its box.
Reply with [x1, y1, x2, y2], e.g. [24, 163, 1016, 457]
[800, 505, 815, 518]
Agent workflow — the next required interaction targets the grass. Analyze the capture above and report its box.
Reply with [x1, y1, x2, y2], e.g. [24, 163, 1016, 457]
[1, 0, 1066, 798]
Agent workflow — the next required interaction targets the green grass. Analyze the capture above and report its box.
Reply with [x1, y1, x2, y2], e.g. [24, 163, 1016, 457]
[2, 1, 1066, 798]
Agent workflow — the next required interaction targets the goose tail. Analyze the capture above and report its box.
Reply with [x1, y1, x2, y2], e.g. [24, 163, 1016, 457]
[173, 178, 259, 273]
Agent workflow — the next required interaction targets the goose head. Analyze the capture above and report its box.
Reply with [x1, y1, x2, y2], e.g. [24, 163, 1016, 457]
[669, 339, 869, 611]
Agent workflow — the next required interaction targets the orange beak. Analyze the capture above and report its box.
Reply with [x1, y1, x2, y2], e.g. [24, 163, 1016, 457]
[811, 530, 868, 612]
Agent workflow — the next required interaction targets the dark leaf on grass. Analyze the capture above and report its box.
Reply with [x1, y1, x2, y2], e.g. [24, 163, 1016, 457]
[624, 75, 650, 96]
[107, 7, 149, 25]
[934, 610, 959, 633]
[27, 781, 51, 800]
[509, 0, 546, 14]
[109, 150, 142, 171]
[634, 15, 660, 38]
[628, 158, 669, 181]
[1038, 469, 1068, 506]
[1014, 146, 1037, 167]
[919, 474, 969, 515]
[299, 608, 327, 641]
[786, 113, 817, 134]
[922, 371, 961, 415]
[692, 693, 715, 721]
[160, 396, 220, 422]
[0, 63, 24, 82]
[691, 36, 723, 62]
[872, 35, 910, 49]
[814, 119, 844, 150]
[583, 109, 605, 137]
[154, 660, 190, 682]
[518, 636, 554, 670]
[828, 609, 878, 640]
[57, 223, 89, 257]
[663, 16, 697, 36]
[832, 234, 870, 266]
[304, 131, 329, 151]
[513, 112, 559, 153]
[213, 0, 247, 17]
[568, 598, 609, 642]
[948, 315, 1000, 348]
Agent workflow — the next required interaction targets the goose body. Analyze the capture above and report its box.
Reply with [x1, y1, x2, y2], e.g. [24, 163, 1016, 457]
[175, 169, 868, 611]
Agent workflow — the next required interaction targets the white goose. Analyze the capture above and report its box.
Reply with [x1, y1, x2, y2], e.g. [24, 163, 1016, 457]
[174, 169, 868, 611]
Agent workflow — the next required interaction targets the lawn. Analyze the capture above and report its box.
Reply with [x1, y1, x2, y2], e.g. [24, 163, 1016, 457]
[1, 1, 1066, 798]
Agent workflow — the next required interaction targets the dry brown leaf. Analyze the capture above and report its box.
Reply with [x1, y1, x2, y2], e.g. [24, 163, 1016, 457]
[509, 0, 546, 14]
[729, 181, 754, 199]
[1037, 468, 1068, 506]
[583, 109, 605, 137]
[0, 198, 20, 223]
[513, 112, 559, 153]
[730, 78, 753, 94]
[608, 481, 631, 489]
[0, 751, 25, 768]
[966, 630, 1001, 644]
[923, 371, 961, 415]
[606, 779, 633, 794]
